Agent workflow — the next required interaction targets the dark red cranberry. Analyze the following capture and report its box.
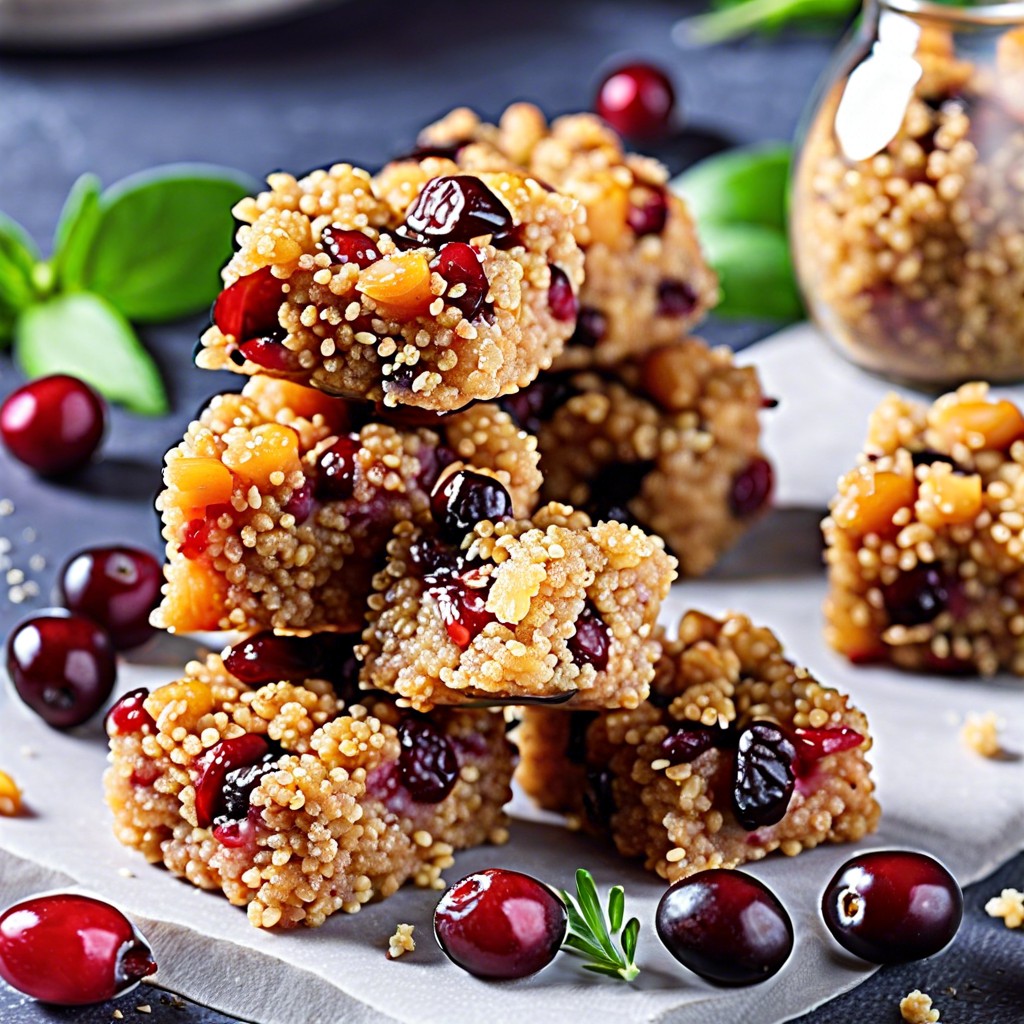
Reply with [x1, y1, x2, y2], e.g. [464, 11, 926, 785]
[430, 242, 490, 320]
[882, 565, 949, 626]
[499, 375, 578, 436]
[212, 809, 260, 849]
[657, 280, 697, 318]
[223, 631, 361, 697]
[212, 266, 283, 341]
[571, 307, 608, 348]
[398, 176, 515, 248]
[595, 62, 677, 141]
[0, 375, 105, 477]
[426, 573, 495, 647]
[6, 611, 117, 729]
[910, 449, 960, 471]
[407, 534, 461, 577]
[58, 545, 161, 650]
[0, 894, 156, 1005]
[236, 330, 301, 373]
[656, 870, 793, 986]
[567, 601, 611, 672]
[822, 851, 962, 964]
[193, 733, 276, 830]
[732, 721, 796, 830]
[583, 767, 616, 828]
[105, 688, 155, 736]
[316, 435, 362, 501]
[431, 469, 513, 541]
[397, 716, 460, 802]
[319, 225, 381, 268]
[179, 503, 230, 562]
[627, 188, 669, 236]
[547, 265, 578, 322]
[403, 140, 469, 162]
[658, 723, 718, 765]
[586, 459, 653, 525]
[282, 477, 315, 524]
[729, 457, 774, 518]
[792, 726, 864, 766]
[434, 868, 567, 979]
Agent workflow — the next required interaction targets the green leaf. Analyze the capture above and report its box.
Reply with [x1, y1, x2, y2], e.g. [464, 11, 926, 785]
[582, 964, 628, 980]
[673, 0, 855, 45]
[53, 173, 103, 289]
[672, 143, 791, 232]
[621, 918, 640, 962]
[76, 163, 256, 323]
[562, 933, 610, 962]
[14, 292, 169, 415]
[697, 221, 803, 321]
[608, 886, 625, 933]
[0, 212, 40, 324]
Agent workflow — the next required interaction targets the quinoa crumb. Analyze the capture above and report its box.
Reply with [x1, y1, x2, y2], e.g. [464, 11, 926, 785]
[961, 712, 1004, 758]
[136, 1006, 152, 1015]
[112, 1012, 123, 1020]
[118, 867, 136, 878]
[386, 923, 416, 959]
[985, 888, 1024, 928]
[900, 990, 940, 1023]
[0, 769, 22, 816]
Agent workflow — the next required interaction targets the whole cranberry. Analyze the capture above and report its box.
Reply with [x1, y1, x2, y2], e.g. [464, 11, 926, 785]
[822, 850, 962, 964]
[0, 894, 156, 1005]
[397, 716, 460, 802]
[193, 733, 278, 830]
[430, 242, 490, 320]
[1, 375, 105, 476]
[547, 265, 578, 322]
[105, 688, 155, 736]
[59, 545, 162, 650]
[656, 870, 793, 986]
[316, 435, 362, 501]
[434, 868, 568, 979]
[319, 226, 381, 268]
[881, 565, 949, 626]
[6, 610, 117, 729]
[729, 458, 774, 518]
[595, 62, 677, 141]
[430, 469, 513, 541]
[212, 266, 283, 341]
[398, 176, 515, 248]
[567, 601, 611, 671]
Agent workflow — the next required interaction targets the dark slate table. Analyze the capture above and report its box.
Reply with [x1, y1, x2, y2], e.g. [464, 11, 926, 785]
[1, 1, 1022, 1020]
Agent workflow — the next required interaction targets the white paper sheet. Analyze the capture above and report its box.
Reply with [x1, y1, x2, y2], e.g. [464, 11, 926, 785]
[2, 323, 1023, 1024]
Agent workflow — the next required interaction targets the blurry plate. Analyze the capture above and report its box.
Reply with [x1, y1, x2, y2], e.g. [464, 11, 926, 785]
[0, 0, 343, 49]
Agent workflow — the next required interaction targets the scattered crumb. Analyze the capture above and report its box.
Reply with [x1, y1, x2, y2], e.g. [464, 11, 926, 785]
[19, 746, 37, 759]
[136, 1006, 151, 1015]
[0, 769, 22, 816]
[961, 712, 1003, 758]
[118, 867, 136, 879]
[985, 888, 1024, 928]
[386, 922, 416, 959]
[900, 989, 940, 1023]
[0, 499, 13, 516]
[112, 1012, 123, 1020]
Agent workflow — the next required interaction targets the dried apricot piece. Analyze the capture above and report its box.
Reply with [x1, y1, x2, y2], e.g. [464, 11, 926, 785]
[357, 252, 434, 316]
[831, 469, 915, 537]
[222, 423, 301, 488]
[917, 469, 982, 527]
[931, 399, 1024, 452]
[164, 457, 234, 514]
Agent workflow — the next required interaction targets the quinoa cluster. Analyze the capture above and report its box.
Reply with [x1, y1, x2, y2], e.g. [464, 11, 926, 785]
[104, 653, 514, 929]
[413, 103, 718, 368]
[360, 502, 677, 711]
[516, 611, 879, 881]
[196, 160, 584, 411]
[824, 382, 1024, 675]
[153, 375, 541, 634]
[793, 24, 1024, 385]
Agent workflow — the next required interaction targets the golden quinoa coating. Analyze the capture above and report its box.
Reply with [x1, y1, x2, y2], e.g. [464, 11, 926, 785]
[105, 654, 514, 929]
[197, 159, 584, 411]
[823, 383, 1024, 675]
[416, 103, 717, 368]
[360, 503, 676, 711]
[516, 611, 880, 882]
[153, 375, 540, 634]
[504, 338, 771, 576]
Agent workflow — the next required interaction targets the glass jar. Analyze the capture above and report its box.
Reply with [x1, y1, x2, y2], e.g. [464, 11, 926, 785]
[792, 0, 1024, 387]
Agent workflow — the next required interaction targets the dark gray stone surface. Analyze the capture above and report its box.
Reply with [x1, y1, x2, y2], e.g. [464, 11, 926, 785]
[0, 1, 1021, 1020]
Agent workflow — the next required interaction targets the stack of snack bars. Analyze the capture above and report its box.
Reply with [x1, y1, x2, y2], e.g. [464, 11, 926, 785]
[105, 104, 878, 929]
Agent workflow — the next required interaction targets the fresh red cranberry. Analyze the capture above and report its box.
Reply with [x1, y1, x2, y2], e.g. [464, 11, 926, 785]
[398, 176, 515, 248]
[547, 265, 578, 322]
[732, 721, 796, 830]
[567, 601, 611, 672]
[572, 307, 608, 348]
[431, 469, 513, 541]
[595, 62, 677, 141]
[6, 611, 117, 729]
[430, 242, 489, 320]
[319, 226, 381, 268]
[656, 870, 793, 986]
[426, 573, 495, 647]
[282, 477, 315, 523]
[627, 188, 669, 236]
[882, 565, 949, 626]
[792, 726, 864, 766]
[0, 894, 156, 1005]
[1, 375, 105, 477]
[658, 723, 718, 764]
[59, 545, 161, 650]
[212, 266, 284, 341]
[193, 733, 276, 830]
[397, 716, 460, 802]
[822, 851, 962, 964]
[104, 688, 155, 737]
[657, 280, 698, 318]
[434, 868, 567, 979]
[235, 330, 301, 373]
[316, 435, 361, 501]
[729, 457, 774, 518]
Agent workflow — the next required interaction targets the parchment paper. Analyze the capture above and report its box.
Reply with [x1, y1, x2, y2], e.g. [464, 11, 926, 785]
[2, 323, 1023, 1024]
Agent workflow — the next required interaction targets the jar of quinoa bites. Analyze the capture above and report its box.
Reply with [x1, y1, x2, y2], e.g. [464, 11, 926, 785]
[792, 0, 1024, 387]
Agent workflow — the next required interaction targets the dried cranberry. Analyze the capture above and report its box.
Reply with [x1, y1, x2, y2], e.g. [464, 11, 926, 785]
[193, 733, 277, 830]
[910, 449, 960, 471]
[596, 62, 677, 141]
[657, 280, 697, 318]
[179, 503, 230, 561]
[403, 140, 469, 162]
[627, 188, 669, 236]
[732, 720, 796, 830]
[566, 711, 598, 763]
[319, 226, 381, 268]
[236, 330, 302, 373]
[793, 726, 864, 765]
[397, 716, 459, 802]
[407, 534, 461, 577]
[499, 375, 578, 435]
[547, 265, 578, 322]
[729, 457, 774, 518]
[224, 632, 313, 684]
[571, 307, 608, 348]
[282, 477, 315, 523]
[659, 723, 718, 765]
[426, 573, 495, 647]
[567, 601, 611, 672]
[430, 242, 490, 320]
[431, 469, 513, 541]
[316, 435, 361, 501]
[398, 176, 515, 248]
[882, 565, 949, 626]
[583, 767, 616, 828]
[105, 688, 155, 736]
[586, 459, 653, 524]
[212, 266, 284, 341]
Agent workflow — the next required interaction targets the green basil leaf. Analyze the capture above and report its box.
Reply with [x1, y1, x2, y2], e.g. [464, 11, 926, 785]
[698, 221, 803, 321]
[0, 212, 40, 319]
[53, 173, 103, 289]
[77, 163, 256, 323]
[14, 292, 169, 415]
[672, 143, 791, 232]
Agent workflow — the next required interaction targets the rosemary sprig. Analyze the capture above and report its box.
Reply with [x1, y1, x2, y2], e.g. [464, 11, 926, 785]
[560, 868, 640, 982]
